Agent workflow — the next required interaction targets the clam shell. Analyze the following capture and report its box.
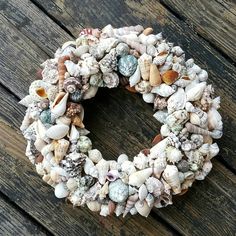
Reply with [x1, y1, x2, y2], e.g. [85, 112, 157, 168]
[129, 168, 152, 187]
[46, 124, 69, 140]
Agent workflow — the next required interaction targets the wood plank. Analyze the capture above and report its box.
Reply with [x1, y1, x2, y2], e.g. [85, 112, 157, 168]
[160, 0, 236, 62]
[0, 84, 235, 235]
[0, 195, 49, 236]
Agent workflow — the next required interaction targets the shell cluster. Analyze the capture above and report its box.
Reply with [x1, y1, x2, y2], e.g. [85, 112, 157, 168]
[20, 25, 223, 217]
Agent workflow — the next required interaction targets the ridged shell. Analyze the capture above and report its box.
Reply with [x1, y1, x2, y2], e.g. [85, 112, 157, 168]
[138, 53, 152, 80]
[166, 146, 183, 163]
[167, 88, 186, 114]
[118, 55, 138, 77]
[123, 193, 139, 217]
[108, 179, 129, 203]
[103, 72, 119, 88]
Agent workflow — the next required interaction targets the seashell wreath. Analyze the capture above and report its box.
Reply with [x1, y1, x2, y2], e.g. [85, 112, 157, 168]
[20, 25, 223, 217]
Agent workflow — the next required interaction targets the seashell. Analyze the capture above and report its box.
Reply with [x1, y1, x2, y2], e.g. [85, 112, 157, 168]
[184, 171, 195, 180]
[50, 167, 68, 183]
[129, 168, 152, 187]
[185, 102, 196, 112]
[146, 193, 154, 207]
[89, 73, 104, 87]
[115, 204, 125, 217]
[212, 96, 221, 109]
[135, 200, 151, 217]
[163, 165, 181, 194]
[167, 88, 186, 114]
[177, 160, 189, 172]
[166, 110, 189, 128]
[185, 122, 211, 136]
[160, 124, 170, 137]
[129, 64, 141, 87]
[191, 134, 204, 147]
[130, 207, 138, 215]
[29, 80, 49, 101]
[208, 108, 223, 131]
[166, 146, 183, 163]
[142, 93, 155, 104]
[99, 181, 109, 200]
[153, 53, 168, 66]
[34, 138, 46, 152]
[153, 155, 167, 178]
[151, 84, 175, 97]
[47, 86, 59, 102]
[109, 179, 129, 203]
[83, 86, 98, 99]
[63, 77, 81, 93]
[20, 110, 32, 132]
[121, 160, 136, 175]
[19, 95, 33, 107]
[117, 154, 129, 165]
[153, 96, 167, 111]
[143, 27, 153, 35]
[209, 143, 219, 158]
[181, 178, 194, 190]
[135, 80, 152, 94]
[190, 109, 208, 128]
[103, 72, 119, 88]
[118, 55, 138, 77]
[121, 38, 146, 54]
[138, 53, 152, 80]
[149, 64, 162, 87]
[46, 124, 69, 140]
[106, 169, 119, 182]
[51, 92, 69, 119]
[41, 143, 54, 157]
[73, 45, 89, 57]
[116, 43, 130, 57]
[99, 48, 117, 74]
[100, 204, 110, 217]
[139, 34, 157, 45]
[145, 177, 164, 197]
[162, 70, 179, 85]
[211, 129, 223, 139]
[88, 149, 103, 163]
[146, 45, 157, 57]
[128, 186, 138, 195]
[123, 193, 139, 217]
[157, 42, 170, 53]
[69, 125, 80, 143]
[171, 46, 184, 56]
[66, 178, 78, 191]
[195, 161, 212, 180]
[53, 139, 69, 163]
[152, 133, 163, 145]
[174, 78, 191, 88]
[138, 184, 148, 201]
[87, 200, 101, 212]
[84, 158, 98, 178]
[198, 69, 208, 81]
[109, 160, 118, 170]
[77, 136, 92, 153]
[186, 82, 207, 101]
[96, 159, 109, 185]
[150, 137, 169, 159]
[56, 115, 71, 126]
[58, 56, 70, 91]
[133, 152, 148, 170]
[54, 183, 69, 198]
[78, 55, 99, 76]
[41, 59, 58, 84]
[39, 109, 52, 124]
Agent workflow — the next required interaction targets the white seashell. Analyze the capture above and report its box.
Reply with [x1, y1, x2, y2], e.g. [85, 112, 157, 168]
[51, 92, 69, 119]
[163, 165, 181, 194]
[88, 149, 103, 163]
[209, 143, 219, 158]
[146, 45, 157, 57]
[106, 169, 119, 182]
[149, 138, 169, 159]
[121, 160, 136, 175]
[212, 96, 221, 109]
[29, 80, 49, 101]
[138, 184, 148, 201]
[142, 93, 155, 103]
[109, 160, 118, 170]
[69, 125, 80, 143]
[83, 86, 98, 100]
[129, 64, 141, 87]
[19, 95, 33, 107]
[41, 143, 54, 157]
[151, 84, 175, 97]
[34, 138, 46, 152]
[84, 158, 98, 178]
[146, 193, 155, 207]
[211, 129, 223, 139]
[129, 168, 152, 187]
[56, 115, 71, 126]
[153, 110, 168, 124]
[135, 200, 151, 217]
[87, 201, 101, 212]
[130, 207, 138, 215]
[100, 204, 110, 217]
[167, 88, 186, 114]
[50, 167, 68, 183]
[133, 152, 148, 170]
[174, 78, 191, 88]
[198, 69, 208, 81]
[192, 64, 201, 74]
[145, 177, 164, 197]
[185, 102, 196, 112]
[66, 178, 78, 191]
[186, 82, 207, 101]
[153, 155, 167, 178]
[208, 108, 223, 131]
[138, 53, 152, 80]
[96, 159, 110, 185]
[115, 204, 125, 217]
[190, 109, 208, 128]
[160, 124, 171, 137]
[74, 45, 89, 57]
[166, 146, 183, 163]
[184, 171, 195, 180]
[117, 154, 129, 165]
[185, 58, 194, 68]
[99, 181, 109, 200]
[54, 183, 69, 198]
[46, 124, 69, 140]
[153, 53, 168, 66]
[178, 172, 185, 183]
[195, 161, 212, 180]
[157, 42, 169, 53]
[171, 46, 184, 56]
[159, 62, 173, 74]
[109, 179, 129, 203]
[199, 143, 210, 155]
[103, 72, 119, 88]
[64, 60, 80, 77]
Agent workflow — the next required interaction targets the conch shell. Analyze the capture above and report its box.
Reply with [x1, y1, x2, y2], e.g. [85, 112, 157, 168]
[186, 82, 206, 101]
[51, 92, 69, 119]
[151, 84, 175, 97]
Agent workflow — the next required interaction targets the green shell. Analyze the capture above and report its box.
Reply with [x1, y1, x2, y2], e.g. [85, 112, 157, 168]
[118, 55, 138, 77]
[77, 136, 92, 153]
[39, 109, 52, 124]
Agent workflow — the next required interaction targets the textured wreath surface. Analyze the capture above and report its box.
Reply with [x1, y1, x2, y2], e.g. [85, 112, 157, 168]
[20, 25, 223, 217]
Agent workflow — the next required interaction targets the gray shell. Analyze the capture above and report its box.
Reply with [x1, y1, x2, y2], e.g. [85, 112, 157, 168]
[118, 55, 138, 77]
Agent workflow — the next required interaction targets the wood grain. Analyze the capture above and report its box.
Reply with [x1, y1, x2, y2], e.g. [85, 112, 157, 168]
[0, 195, 49, 236]
[6, 0, 235, 169]
[161, 0, 236, 62]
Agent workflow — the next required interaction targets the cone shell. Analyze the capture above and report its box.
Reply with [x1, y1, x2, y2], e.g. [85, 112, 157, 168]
[129, 168, 152, 187]
[162, 70, 179, 85]
[96, 159, 110, 185]
[138, 53, 152, 80]
[149, 64, 162, 86]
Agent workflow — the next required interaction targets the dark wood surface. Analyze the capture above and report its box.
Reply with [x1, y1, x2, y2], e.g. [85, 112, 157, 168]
[0, 0, 235, 235]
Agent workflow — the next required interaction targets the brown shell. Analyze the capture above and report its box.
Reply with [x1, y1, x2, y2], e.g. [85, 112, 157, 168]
[162, 70, 179, 85]
[58, 56, 70, 92]
[152, 134, 162, 145]
[66, 102, 82, 118]
[125, 85, 137, 93]
[36, 87, 47, 98]
[72, 116, 85, 128]
[143, 27, 153, 36]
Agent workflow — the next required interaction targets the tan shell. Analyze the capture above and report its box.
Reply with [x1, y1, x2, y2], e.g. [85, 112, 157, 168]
[143, 27, 154, 36]
[53, 139, 70, 163]
[138, 53, 152, 80]
[162, 70, 179, 85]
[149, 64, 162, 86]
[135, 200, 152, 217]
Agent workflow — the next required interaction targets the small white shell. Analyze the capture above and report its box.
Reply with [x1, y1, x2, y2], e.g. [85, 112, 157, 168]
[142, 93, 155, 103]
[209, 143, 219, 158]
[151, 84, 175, 97]
[166, 146, 183, 163]
[138, 184, 148, 201]
[167, 88, 186, 114]
[129, 64, 141, 87]
[87, 201, 101, 212]
[186, 82, 207, 101]
[135, 200, 152, 217]
[46, 124, 69, 140]
[96, 159, 110, 185]
[129, 168, 153, 187]
[153, 110, 168, 124]
[208, 108, 223, 131]
[160, 124, 171, 137]
[54, 183, 69, 198]
[88, 149, 103, 163]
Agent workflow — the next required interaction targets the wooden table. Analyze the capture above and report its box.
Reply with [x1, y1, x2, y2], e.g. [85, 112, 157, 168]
[0, 0, 236, 235]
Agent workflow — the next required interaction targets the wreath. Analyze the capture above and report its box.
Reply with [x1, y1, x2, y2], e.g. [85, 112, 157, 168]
[20, 25, 223, 217]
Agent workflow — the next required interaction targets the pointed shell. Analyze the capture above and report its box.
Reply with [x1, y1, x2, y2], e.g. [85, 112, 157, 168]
[138, 53, 152, 80]
[96, 159, 110, 185]
[151, 84, 175, 97]
[129, 64, 141, 87]
[186, 82, 207, 101]
[46, 124, 69, 140]
[167, 88, 186, 114]
[51, 92, 69, 119]
[149, 64, 162, 86]
[53, 139, 70, 163]
[138, 184, 148, 201]
[129, 168, 152, 187]
[135, 200, 151, 217]
[123, 193, 139, 217]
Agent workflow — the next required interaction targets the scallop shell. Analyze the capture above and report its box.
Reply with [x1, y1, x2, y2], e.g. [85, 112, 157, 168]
[135, 200, 151, 217]
[167, 88, 186, 114]
[151, 84, 175, 97]
[149, 64, 162, 86]
[109, 179, 129, 203]
[129, 64, 141, 87]
[138, 184, 148, 201]
[45, 123, 69, 139]
[163, 165, 181, 194]
[138, 53, 152, 80]
[53, 139, 70, 163]
[87, 200, 101, 212]
[166, 146, 183, 163]
[128, 168, 152, 187]
[96, 159, 110, 185]
[88, 149, 103, 163]
[103, 72, 119, 88]
[118, 55, 138, 77]
[186, 82, 207, 101]
[51, 92, 69, 119]
[208, 108, 223, 131]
